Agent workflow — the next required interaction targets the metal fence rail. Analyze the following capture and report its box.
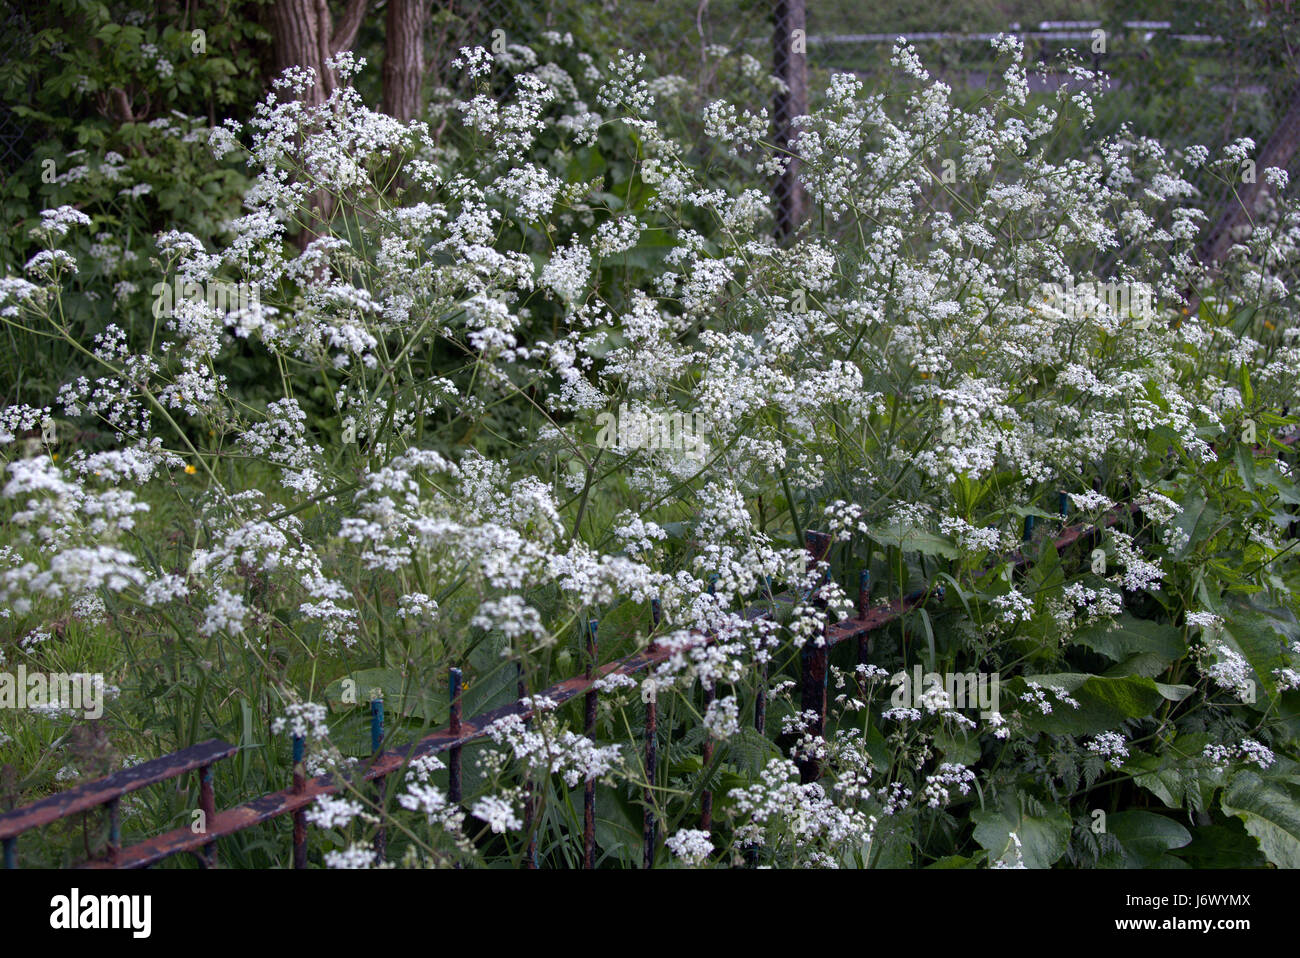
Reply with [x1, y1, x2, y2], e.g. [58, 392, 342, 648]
[1, 469, 1240, 869]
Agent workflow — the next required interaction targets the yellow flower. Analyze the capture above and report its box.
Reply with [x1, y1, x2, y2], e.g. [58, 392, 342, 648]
[51, 453, 59, 461]
[185, 464, 197, 475]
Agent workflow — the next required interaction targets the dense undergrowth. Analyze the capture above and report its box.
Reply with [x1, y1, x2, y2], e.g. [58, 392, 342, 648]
[2, 33, 1300, 868]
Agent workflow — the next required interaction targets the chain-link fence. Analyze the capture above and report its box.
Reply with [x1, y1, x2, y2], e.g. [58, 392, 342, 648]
[787, 5, 1300, 243]
[0, 8, 36, 176]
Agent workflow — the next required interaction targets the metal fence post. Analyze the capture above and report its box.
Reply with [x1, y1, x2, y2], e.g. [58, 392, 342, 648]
[773, 0, 809, 239]
[371, 696, 386, 861]
[583, 619, 598, 869]
[291, 735, 307, 869]
[448, 668, 463, 804]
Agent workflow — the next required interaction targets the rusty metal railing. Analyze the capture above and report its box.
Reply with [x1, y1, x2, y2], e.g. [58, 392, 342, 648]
[1, 427, 1294, 868]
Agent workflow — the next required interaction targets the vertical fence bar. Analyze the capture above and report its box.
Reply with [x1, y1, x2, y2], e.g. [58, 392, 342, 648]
[105, 797, 120, 863]
[701, 684, 715, 831]
[448, 668, 463, 805]
[798, 625, 828, 784]
[772, 0, 809, 239]
[198, 763, 216, 868]
[644, 598, 661, 869]
[292, 735, 307, 869]
[2, 836, 14, 869]
[371, 696, 386, 862]
[798, 531, 829, 784]
[643, 685, 657, 869]
[517, 661, 538, 870]
[700, 579, 716, 832]
[583, 619, 598, 869]
[856, 569, 872, 697]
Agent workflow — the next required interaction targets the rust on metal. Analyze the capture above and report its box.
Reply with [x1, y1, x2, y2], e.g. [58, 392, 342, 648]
[54, 452, 1239, 870]
[700, 683, 715, 831]
[582, 619, 598, 869]
[106, 798, 120, 863]
[0, 739, 236, 841]
[197, 764, 216, 868]
[292, 734, 307, 869]
[371, 697, 387, 863]
[643, 692, 657, 869]
[448, 668, 463, 805]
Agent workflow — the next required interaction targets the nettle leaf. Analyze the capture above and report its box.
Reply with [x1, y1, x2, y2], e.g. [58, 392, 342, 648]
[1104, 653, 1176, 679]
[1073, 614, 1185, 666]
[1153, 682, 1196, 702]
[865, 522, 959, 559]
[972, 792, 1070, 869]
[1222, 602, 1292, 701]
[1170, 491, 1220, 558]
[1129, 733, 1224, 813]
[1102, 811, 1191, 868]
[1220, 772, 1300, 869]
[868, 818, 916, 868]
[1175, 820, 1269, 868]
[1011, 673, 1164, 736]
[934, 725, 981, 766]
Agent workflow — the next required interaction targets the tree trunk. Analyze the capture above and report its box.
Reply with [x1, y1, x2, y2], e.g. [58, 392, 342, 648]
[383, 0, 428, 123]
[1198, 86, 1300, 269]
[268, 0, 369, 244]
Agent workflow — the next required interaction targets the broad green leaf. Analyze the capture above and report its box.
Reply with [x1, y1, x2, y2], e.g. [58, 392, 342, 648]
[1170, 491, 1219, 558]
[1153, 682, 1196, 702]
[1222, 603, 1290, 700]
[1128, 733, 1224, 813]
[1103, 811, 1191, 868]
[926, 854, 980, 868]
[1073, 614, 1184, 665]
[972, 792, 1070, 869]
[865, 522, 960, 559]
[1221, 772, 1300, 869]
[1012, 673, 1165, 736]
[1174, 821, 1268, 868]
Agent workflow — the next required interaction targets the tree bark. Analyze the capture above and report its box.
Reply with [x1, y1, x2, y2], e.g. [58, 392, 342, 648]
[1198, 85, 1300, 270]
[383, 0, 428, 123]
[269, 0, 368, 104]
[268, 0, 369, 244]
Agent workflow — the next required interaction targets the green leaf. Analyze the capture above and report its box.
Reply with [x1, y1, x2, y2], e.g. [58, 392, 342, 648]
[1174, 821, 1268, 868]
[1170, 491, 1219, 558]
[1012, 673, 1165, 736]
[1129, 733, 1224, 813]
[1222, 603, 1290, 700]
[865, 522, 959, 559]
[1103, 811, 1191, 868]
[926, 854, 980, 868]
[1221, 771, 1300, 869]
[1073, 614, 1185, 665]
[972, 792, 1070, 869]
[1233, 442, 1257, 493]
[1153, 682, 1196, 702]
